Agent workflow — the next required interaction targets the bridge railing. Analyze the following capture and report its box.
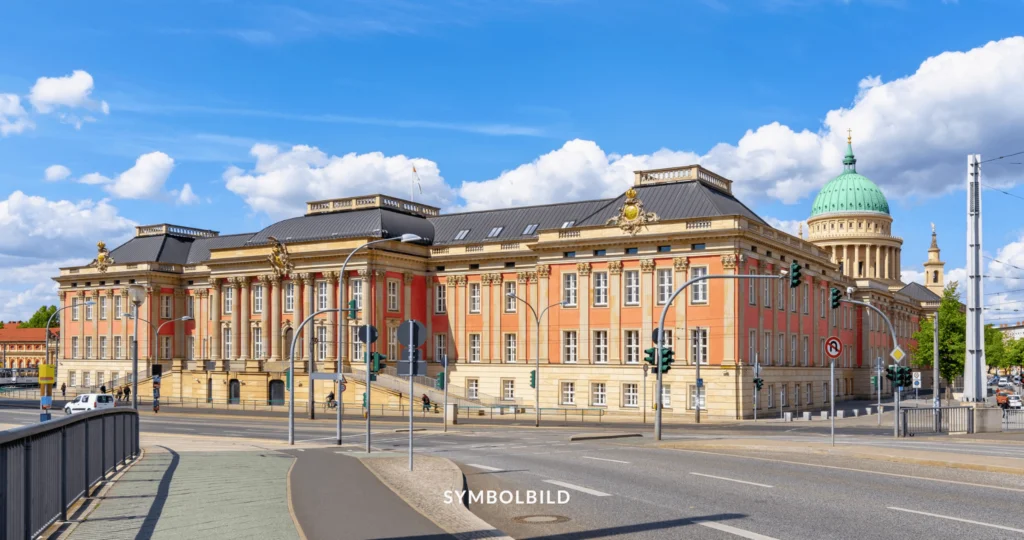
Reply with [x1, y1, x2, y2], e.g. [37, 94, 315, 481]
[1005, 409, 1024, 431]
[900, 406, 973, 437]
[0, 408, 139, 539]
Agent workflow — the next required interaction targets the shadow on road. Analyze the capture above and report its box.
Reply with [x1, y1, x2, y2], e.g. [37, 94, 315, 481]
[134, 445, 179, 540]
[523, 513, 748, 540]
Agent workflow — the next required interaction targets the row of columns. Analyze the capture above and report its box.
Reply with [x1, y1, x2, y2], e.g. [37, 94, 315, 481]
[833, 244, 901, 281]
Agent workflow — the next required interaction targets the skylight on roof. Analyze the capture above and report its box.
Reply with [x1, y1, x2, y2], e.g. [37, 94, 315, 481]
[561, 221, 575, 228]
[522, 223, 539, 235]
[454, 229, 470, 241]
[487, 226, 504, 238]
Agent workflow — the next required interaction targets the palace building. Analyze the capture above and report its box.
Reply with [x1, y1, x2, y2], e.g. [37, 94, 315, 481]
[52, 136, 944, 418]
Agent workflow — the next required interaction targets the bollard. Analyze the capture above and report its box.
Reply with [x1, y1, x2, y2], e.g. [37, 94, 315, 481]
[836, 410, 845, 419]
[820, 411, 829, 420]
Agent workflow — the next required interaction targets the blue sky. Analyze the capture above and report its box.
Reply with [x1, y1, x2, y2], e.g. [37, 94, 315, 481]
[3, 0, 1024, 320]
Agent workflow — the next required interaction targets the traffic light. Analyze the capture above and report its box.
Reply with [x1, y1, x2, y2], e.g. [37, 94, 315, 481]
[370, 352, 387, 373]
[789, 261, 802, 288]
[899, 366, 913, 387]
[644, 347, 658, 366]
[754, 377, 764, 391]
[346, 299, 358, 320]
[830, 287, 842, 310]
[659, 347, 674, 374]
[435, 372, 445, 390]
[885, 365, 897, 383]
[529, 370, 536, 388]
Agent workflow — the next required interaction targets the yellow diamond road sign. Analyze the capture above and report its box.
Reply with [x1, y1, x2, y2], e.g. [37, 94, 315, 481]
[890, 346, 905, 363]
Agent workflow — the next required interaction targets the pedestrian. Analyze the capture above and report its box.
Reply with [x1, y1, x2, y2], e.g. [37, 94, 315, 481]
[124, 386, 131, 401]
[100, 384, 107, 395]
[116, 387, 123, 402]
[421, 394, 430, 412]
[60, 382, 66, 398]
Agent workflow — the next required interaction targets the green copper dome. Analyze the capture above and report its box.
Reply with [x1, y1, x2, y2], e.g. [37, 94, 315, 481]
[810, 140, 889, 217]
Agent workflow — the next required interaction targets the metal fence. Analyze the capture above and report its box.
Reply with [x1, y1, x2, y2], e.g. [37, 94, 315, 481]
[900, 406, 973, 437]
[1, 408, 139, 540]
[1005, 409, 1024, 431]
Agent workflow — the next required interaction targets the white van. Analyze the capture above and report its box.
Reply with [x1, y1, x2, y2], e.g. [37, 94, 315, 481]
[64, 394, 116, 414]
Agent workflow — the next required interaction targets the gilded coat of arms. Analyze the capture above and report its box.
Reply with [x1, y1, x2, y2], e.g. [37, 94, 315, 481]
[267, 236, 295, 277]
[606, 187, 658, 235]
[94, 241, 114, 272]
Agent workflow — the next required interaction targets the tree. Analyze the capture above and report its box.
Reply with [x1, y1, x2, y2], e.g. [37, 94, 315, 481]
[1005, 338, 1024, 373]
[21, 306, 58, 328]
[984, 324, 1009, 371]
[910, 283, 966, 403]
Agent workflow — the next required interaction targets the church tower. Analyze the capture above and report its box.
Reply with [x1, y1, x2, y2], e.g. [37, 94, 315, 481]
[923, 224, 945, 296]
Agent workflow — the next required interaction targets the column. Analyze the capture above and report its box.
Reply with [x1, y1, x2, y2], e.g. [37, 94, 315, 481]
[325, 271, 338, 369]
[239, 278, 250, 361]
[375, 270, 386, 360]
[839, 245, 847, 276]
[90, 290, 100, 359]
[195, 290, 205, 363]
[516, 273, 529, 363]
[271, 276, 282, 361]
[174, 289, 186, 356]
[105, 290, 114, 360]
[210, 282, 221, 362]
[426, 273, 435, 362]
[536, 266, 550, 363]
[120, 290, 130, 366]
[640, 259, 655, 360]
[257, 275, 270, 360]
[853, 244, 860, 278]
[147, 286, 159, 363]
[491, 274, 503, 362]
[457, 275, 468, 363]
[302, 273, 314, 364]
[609, 262, 623, 363]
[674, 257, 689, 358]
[577, 263, 592, 363]
[230, 278, 241, 361]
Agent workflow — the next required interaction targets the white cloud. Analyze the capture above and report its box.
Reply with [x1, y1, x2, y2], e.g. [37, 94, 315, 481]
[224, 144, 457, 218]
[174, 183, 200, 205]
[0, 191, 136, 259]
[0, 94, 33, 136]
[28, 70, 108, 115]
[44, 165, 72, 182]
[78, 152, 175, 200]
[765, 217, 808, 238]
[456, 37, 1024, 211]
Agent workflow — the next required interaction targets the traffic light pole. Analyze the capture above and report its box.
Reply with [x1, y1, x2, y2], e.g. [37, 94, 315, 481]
[753, 358, 759, 423]
[655, 273, 785, 440]
[840, 297, 899, 436]
[288, 308, 339, 445]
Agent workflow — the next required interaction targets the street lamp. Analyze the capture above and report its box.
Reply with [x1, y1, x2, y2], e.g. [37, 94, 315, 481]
[336, 232, 423, 450]
[123, 313, 193, 405]
[47, 301, 94, 399]
[508, 292, 564, 427]
[126, 285, 146, 410]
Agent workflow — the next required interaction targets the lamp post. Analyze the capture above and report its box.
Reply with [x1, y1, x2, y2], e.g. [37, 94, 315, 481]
[336, 233, 423, 449]
[122, 313, 192, 396]
[126, 285, 146, 410]
[46, 301, 92, 416]
[508, 292, 564, 427]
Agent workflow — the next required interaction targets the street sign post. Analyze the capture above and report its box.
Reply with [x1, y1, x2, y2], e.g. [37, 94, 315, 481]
[824, 337, 843, 359]
[397, 319, 426, 471]
[823, 338, 842, 447]
[357, 325, 379, 345]
[890, 345, 906, 363]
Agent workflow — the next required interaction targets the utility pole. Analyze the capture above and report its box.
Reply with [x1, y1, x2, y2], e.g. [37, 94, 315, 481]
[965, 154, 986, 402]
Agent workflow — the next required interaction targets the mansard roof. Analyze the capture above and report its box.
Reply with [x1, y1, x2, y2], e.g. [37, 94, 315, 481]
[897, 282, 942, 303]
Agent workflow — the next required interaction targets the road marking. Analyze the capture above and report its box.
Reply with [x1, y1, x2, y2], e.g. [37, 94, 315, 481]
[467, 464, 503, 472]
[582, 456, 630, 464]
[296, 437, 337, 443]
[690, 472, 772, 488]
[664, 448, 1024, 493]
[165, 427, 196, 431]
[887, 507, 1024, 533]
[697, 521, 779, 539]
[543, 480, 611, 497]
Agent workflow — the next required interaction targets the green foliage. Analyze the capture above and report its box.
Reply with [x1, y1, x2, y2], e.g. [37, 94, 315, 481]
[909, 284, 965, 384]
[984, 324, 1009, 369]
[21, 306, 58, 328]
[1005, 338, 1024, 369]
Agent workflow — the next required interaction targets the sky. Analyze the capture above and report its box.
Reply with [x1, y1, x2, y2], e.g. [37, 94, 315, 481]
[3, 0, 1024, 322]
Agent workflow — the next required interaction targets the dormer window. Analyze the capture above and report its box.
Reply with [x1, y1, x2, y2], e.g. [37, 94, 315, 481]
[522, 223, 539, 235]
[454, 229, 470, 241]
[561, 221, 575, 228]
[487, 227, 503, 238]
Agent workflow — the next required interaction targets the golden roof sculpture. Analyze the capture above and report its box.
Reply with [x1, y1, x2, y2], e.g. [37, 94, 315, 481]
[606, 187, 659, 236]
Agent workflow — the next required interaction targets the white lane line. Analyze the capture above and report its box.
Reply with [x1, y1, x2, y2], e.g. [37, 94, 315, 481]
[582, 456, 630, 464]
[887, 507, 1024, 533]
[165, 427, 196, 431]
[543, 480, 611, 497]
[697, 521, 779, 540]
[690, 472, 773, 488]
[467, 464, 503, 472]
[296, 436, 337, 443]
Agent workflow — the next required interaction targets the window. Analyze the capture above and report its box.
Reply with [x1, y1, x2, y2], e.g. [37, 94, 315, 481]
[790, 335, 797, 366]
[99, 336, 108, 358]
[469, 334, 481, 362]
[780, 384, 788, 407]
[505, 262, 515, 269]
[223, 329, 232, 358]
[563, 331, 578, 363]
[316, 282, 327, 311]
[435, 334, 448, 362]
[767, 384, 775, 408]
[802, 336, 809, 366]
[487, 226, 503, 238]
[625, 330, 640, 364]
[504, 282, 517, 312]
[824, 381, 830, 403]
[777, 280, 784, 311]
[748, 277, 756, 305]
[831, 305, 836, 327]
[99, 296, 108, 320]
[691, 243, 706, 250]
[691, 328, 708, 365]
[624, 271, 640, 305]
[689, 385, 706, 409]
[790, 287, 796, 312]
[469, 283, 481, 313]
[561, 382, 575, 405]
[593, 272, 608, 306]
[691, 267, 708, 303]
[85, 337, 93, 358]
[593, 249, 606, 257]
[435, 284, 447, 313]
[83, 372, 91, 387]
[388, 326, 398, 356]
[819, 289, 825, 318]
[802, 284, 809, 314]
[186, 336, 194, 360]
[777, 333, 784, 366]
[351, 327, 364, 361]
[72, 298, 80, 321]
[114, 336, 122, 359]
[764, 278, 771, 308]
[623, 383, 638, 407]
[224, 287, 233, 314]
[503, 379, 515, 400]
[285, 282, 295, 312]
[352, 279, 363, 310]
[387, 281, 399, 311]
[454, 229, 470, 241]
[593, 331, 608, 363]
[562, 273, 577, 306]
[255, 285, 264, 313]
[254, 327, 264, 358]
[662, 385, 672, 408]
[161, 295, 172, 319]
[69, 372, 77, 387]
[625, 247, 638, 255]
[561, 221, 575, 228]
[188, 295, 196, 318]
[748, 330, 756, 365]
[794, 383, 801, 406]
[764, 332, 771, 365]
[160, 336, 171, 360]
[522, 224, 539, 235]
[468, 379, 479, 399]
[114, 296, 122, 319]
[504, 334, 517, 363]
[592, 383, 606, 406]
[657, 245, 671, 253]
[315, 327, 327, 359]
[84, 299, 94, 321]
[657, 268, 673, 304]
[806, 383, 813, 405]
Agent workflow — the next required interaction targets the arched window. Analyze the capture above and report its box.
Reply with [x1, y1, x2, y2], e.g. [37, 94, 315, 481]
[932, 270, 938, 283]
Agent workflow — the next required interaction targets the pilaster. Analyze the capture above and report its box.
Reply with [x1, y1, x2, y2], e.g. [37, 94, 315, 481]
[210, 282, 221, 363]
[577, 262, 592, 363]
[324, 271, 339, 370]
[721, 253, 739, 366]
[536, 265, 550, 364]
[239, 278, 251, 361]
[673, 257, 689, 354]
[270, 276, 282, 361]
[456, 275, 468, 365]
[640, 258, 655, 360]
[517, 272, 530, 363]
[608, 261, 622, 363]
[481, 274, 493, 362]
[105, 290, 114, 361]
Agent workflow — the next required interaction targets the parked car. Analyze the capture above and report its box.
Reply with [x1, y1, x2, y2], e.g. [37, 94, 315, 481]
[64, 393, 115, 415]
[997, 377, 1010, 387]
[1009, 395, 1023, 410]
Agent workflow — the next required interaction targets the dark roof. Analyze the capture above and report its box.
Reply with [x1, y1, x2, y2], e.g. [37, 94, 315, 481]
[576, 181, 765, 227]
[245, 208, 435, 246]
[187, 234, 255, 264]
[108, 235, 194, 265]
[428, 199, 612, 245]
[898, 282, 942, 303]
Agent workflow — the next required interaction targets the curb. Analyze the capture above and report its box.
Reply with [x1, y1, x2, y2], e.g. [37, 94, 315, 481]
[569, 433, 642, 441]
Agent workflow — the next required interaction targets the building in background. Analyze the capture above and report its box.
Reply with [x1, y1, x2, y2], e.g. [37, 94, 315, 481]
[52, 143, 943, 417]
[998, 322, 1024, 341]
[1, 324, 57, 369]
